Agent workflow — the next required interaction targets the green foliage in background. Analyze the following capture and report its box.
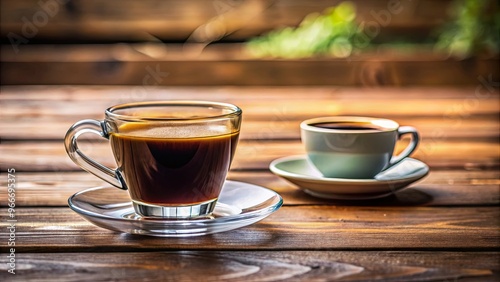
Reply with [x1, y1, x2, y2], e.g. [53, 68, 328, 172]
[246, 2, 362, 58]
[246, 0, 499, 59]
[435, 0, 500, 58]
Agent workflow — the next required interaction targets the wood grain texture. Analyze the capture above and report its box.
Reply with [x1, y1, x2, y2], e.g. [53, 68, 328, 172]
[1, 139, 498, 172]
[2, 44, 498, 85]
[2, 85, 499, 118]
[0, 251, 497, 281]
[0, 85, 499, 281]
[2, 86, 498, 121]
[1, 86, 499, 140]
[1, 86, 499, 172]
[0, 206, 498, 252]
[1, 117, 499, 141]
[0, 0, 452, 42]
[0, 170, 499, 207]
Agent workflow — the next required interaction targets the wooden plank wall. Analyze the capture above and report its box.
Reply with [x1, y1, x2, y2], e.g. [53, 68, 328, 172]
[1, 0, 451, 42]
[1, 0, 498, 86]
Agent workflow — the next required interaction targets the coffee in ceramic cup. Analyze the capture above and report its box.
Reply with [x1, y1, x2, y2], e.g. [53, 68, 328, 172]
[300, 116, 419, 179]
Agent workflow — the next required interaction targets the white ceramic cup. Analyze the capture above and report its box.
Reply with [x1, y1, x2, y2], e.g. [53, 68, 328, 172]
[300, 116, 419, 179]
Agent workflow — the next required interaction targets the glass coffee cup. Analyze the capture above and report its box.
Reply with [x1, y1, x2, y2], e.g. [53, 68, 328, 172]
[64, 101, 242, 219]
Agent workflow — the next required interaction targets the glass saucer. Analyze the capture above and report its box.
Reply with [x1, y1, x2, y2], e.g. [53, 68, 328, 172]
[68, 180, 283, 237]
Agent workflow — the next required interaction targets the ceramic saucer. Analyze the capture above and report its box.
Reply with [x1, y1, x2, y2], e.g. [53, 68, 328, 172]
[270, 155, 429, 200]
[68, 180, 283, 237]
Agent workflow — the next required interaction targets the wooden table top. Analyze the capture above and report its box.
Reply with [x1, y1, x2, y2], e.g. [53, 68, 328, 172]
[0, 85, 499, 281]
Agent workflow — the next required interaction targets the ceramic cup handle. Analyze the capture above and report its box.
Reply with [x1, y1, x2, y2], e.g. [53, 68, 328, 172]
[386, 126, 420, 169]
[64, 119, 127, 190]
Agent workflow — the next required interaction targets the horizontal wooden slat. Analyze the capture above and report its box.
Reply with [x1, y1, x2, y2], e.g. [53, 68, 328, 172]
[5, 85, 496, 100]
[0, 251, 497, 281]
[0, 138, 498, 172]
[1, 86, 499, 140]
[2, 86, 498, 117]
[2, 44, 498, 85]
[0, 0, 452, 42]
[1, 206, 498, 252]
[2, 44, 465, 63]
[2, 116, 499, 141]
[0, 170, 498, 207]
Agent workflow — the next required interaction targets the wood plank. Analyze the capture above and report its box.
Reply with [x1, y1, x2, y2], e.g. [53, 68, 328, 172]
[2, 86, 498, 118]
[1, 43, 467, 62]
[0, 139, 498, 172]
[1, 86, 498, 140]
[0, 251, 497, 281]
[0, 170, 498, 207]
[1, 115, 498, 141]
[2, 45, 498, 85]
[0, 0, 451, 42]
[0, 206, 498, 251]
[4, 85, 496, 100]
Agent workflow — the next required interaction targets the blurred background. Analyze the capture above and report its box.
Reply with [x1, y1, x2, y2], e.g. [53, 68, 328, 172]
[0, 0, 498, 86]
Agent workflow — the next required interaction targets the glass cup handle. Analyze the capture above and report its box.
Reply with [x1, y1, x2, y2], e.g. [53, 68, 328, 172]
[64, 119, 127, 190]
[387, 126, 420, 169]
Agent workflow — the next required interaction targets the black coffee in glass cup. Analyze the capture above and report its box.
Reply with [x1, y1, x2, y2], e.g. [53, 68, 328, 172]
[64, 101, 242, 219]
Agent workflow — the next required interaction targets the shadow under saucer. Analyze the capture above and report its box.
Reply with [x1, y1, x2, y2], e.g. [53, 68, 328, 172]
[270, 155, 430, 201]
